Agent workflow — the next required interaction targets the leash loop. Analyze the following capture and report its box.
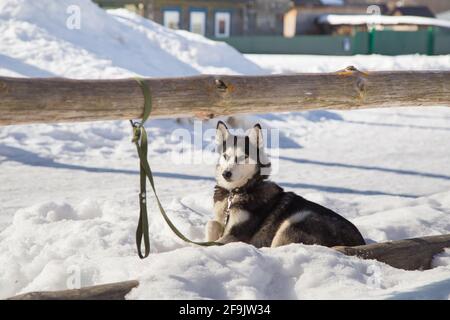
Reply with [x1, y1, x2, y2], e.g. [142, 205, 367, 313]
[131, 78, 223, 259]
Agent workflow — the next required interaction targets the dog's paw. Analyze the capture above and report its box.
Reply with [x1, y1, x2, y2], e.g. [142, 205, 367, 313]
[216, 234, 239, 245]
[205, 220, 224, 242]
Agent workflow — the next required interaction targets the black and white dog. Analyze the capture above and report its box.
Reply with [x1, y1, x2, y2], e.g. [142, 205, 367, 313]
[205, 121, 365, 248]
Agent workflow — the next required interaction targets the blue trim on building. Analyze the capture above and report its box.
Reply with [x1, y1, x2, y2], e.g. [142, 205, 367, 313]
[189, 6, 208, 13]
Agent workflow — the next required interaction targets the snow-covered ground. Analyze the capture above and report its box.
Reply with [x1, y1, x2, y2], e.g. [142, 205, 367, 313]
[246, 54, 450, 74]
[0, 0, 450, 299]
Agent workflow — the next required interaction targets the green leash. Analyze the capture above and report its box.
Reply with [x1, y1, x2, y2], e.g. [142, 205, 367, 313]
[131, 79, 222, 259]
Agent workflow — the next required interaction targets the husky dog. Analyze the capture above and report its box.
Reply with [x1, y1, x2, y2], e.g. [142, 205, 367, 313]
[205, 121, 365, 248]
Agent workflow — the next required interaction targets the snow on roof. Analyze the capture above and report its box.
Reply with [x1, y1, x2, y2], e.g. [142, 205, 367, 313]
[317, 14, 450, 29]
[293, 0, 343, 6]
[437, 10, 450, 21]
[320, 0, 344, 5]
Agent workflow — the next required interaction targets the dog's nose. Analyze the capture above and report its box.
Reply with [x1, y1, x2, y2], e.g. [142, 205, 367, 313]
[222, 171, 232, 180]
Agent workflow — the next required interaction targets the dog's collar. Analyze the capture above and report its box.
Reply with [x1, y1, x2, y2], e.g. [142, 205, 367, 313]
[219, 180, 256, 231]
[229, 186, 245, 195]
[228, 174, 266, 195]
[221, 177, 260, 232]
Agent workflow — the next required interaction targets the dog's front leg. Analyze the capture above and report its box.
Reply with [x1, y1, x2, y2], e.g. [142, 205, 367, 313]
[205, 220, 224, 242]
[217, 233, 239, 245]
[216, 208, 252, 244]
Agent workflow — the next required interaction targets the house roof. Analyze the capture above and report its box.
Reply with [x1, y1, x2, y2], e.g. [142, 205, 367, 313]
[393, 6, 435, 18]
[317, 14, 450, 29]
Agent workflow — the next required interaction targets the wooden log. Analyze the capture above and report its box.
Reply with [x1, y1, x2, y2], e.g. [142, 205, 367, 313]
[0, 68, 449, 126]
[7, 280, 139, 300]
[334, 234, 450, 271]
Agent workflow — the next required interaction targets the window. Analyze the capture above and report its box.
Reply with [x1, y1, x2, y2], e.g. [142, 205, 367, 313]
[215, 12, 230, 38]
[163, 10, 180, 30]
[190, 11, 206, 35]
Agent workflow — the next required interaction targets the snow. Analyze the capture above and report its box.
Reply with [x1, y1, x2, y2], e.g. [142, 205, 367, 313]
[437, 10, 450, 22]
[1, 0, 450, 300]
[320, 0, 344, 6]
[245, 54, 450, 74]
[317, 14, 450, 29]
[0, 0, 262, 78]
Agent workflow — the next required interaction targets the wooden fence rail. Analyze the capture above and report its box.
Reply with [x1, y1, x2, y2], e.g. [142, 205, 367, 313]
[1, 67, 449, 126]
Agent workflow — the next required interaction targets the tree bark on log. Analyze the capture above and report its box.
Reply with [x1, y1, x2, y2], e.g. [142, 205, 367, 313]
[6, 234, 450, 300]
[7, 280, 139, 300]
[334, 234, 450, 271]
[1, 68, 449, 126]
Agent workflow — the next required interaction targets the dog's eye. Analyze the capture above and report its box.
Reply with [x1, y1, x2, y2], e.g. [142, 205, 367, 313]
[223, 154, 229, 161]
[237, 155, 247, 163]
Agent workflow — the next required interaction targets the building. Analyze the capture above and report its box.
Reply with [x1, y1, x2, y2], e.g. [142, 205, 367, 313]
[149, 0, 253, 38]
[247, 0, 291, 35]
[94, 0, 450, 39]
[95, 0, 290, 37]
[283, 0, 388, 36]
[282, 0, 449, 36]
[96, 0, 252, 37]
[317, 13, 450, 35]
[345, 0, 450, 15]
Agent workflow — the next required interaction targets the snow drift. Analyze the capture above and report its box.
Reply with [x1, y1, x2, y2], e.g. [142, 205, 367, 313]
[1, 191, 450, 299]
[0, 0, 262, 78]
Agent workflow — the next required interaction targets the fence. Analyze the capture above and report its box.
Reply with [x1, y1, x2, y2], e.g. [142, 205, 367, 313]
[211, 29, 450, 55]
[212, 35, 354, 55]
[1, 68, 450, 125]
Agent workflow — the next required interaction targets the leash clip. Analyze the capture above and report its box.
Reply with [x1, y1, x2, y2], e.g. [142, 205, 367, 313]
[223, 192, 235, 227]
[130, 120, 143, 143]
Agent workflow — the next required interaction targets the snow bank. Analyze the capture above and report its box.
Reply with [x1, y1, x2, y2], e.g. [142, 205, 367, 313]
[109, 9, 263, 75]
[246, 54, 450, 74]
[1, 190, 450, 299]
[0, 0, 262, 78]
[130, 243, 450, 300]
[317, 14, 450, 29]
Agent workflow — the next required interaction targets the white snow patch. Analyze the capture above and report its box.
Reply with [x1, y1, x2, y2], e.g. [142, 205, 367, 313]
[317, 14, 450, 29]
[0, 0, 449, 300]
[0, 0, 262, 78]
[433, 249, 450, 268]
[246, 54, 450, 74]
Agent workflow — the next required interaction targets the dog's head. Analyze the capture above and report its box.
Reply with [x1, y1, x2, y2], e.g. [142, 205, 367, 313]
[215, 121, 270, 190]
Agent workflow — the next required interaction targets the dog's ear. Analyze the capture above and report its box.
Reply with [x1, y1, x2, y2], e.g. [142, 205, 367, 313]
[248, 123, 263, 147]
[216, 121, 229, 147]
